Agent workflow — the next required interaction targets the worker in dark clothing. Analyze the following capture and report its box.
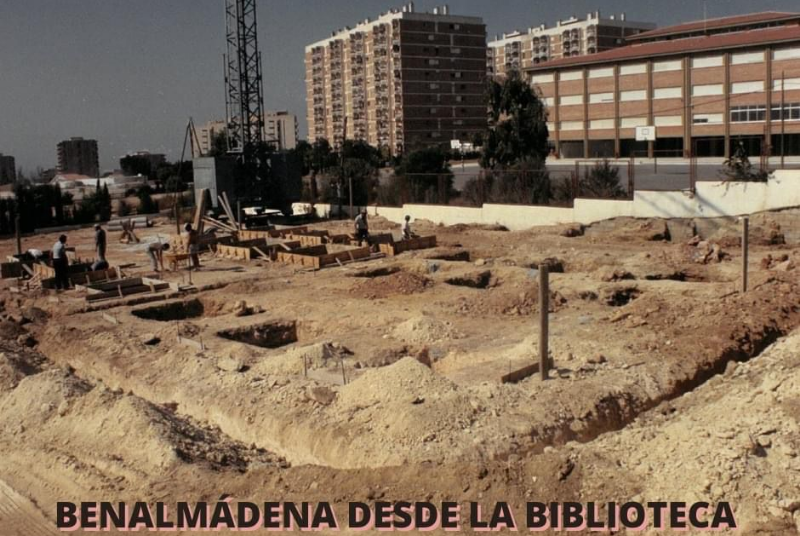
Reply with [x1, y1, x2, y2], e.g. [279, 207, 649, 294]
[52, 234, 70, 290]
[354, 209, 369, 246]
[184, 223, 200, 270]
[94, 224, 107, 264]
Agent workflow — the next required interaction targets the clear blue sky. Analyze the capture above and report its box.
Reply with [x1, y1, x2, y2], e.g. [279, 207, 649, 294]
[1, 0, 798, 172]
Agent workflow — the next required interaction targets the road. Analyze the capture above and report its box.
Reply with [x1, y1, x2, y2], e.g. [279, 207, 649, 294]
[447, 159, 800, 192]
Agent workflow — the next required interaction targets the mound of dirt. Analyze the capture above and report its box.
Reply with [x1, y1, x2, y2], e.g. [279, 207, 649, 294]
[253, 342, 353, 375]
[393, 315, 462, 344]
[0, 368, 285, 472]
[353, 271, 432, 299]
[326, 358, 482, 464]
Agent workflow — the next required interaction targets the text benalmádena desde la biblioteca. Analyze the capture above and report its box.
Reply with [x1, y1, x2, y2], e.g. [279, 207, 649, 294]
[57, 500, 738, 531]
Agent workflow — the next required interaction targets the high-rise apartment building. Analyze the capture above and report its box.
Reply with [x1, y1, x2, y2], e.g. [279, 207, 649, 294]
[195, 120, 228, 158]
[57, 137, 100, 177]
[524, 11, 800, 159]
[194, 111, 299, 157]
[488, 12, 655, 79]
[0, 154, 16, 185]
[264, 111, 299, 150]
[305, 3, 487, 154]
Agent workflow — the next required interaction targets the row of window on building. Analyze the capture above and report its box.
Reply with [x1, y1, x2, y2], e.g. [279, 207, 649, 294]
[530, 46, 800, 85]
[546, 79, 800, 107]
[549, 103, 800, 130]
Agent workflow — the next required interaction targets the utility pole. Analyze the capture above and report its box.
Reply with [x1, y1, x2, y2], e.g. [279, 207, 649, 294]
[340, 117, 348, 218]
[15, 213, 21, 256]
[741, 217, 749, 293]
[781, 70, 786, 169]
[538, 264, 550, 381]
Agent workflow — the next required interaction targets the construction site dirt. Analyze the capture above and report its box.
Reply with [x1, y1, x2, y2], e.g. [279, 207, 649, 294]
[1, 211, 799, 534]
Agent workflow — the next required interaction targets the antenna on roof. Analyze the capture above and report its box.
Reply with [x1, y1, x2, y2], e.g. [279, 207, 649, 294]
[703, 1, 708, 34]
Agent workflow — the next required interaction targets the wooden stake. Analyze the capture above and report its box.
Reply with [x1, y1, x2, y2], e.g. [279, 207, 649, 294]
[539, 264, 550, 381]
[15, 214, 21, 256]
[742, 217, 749, 293]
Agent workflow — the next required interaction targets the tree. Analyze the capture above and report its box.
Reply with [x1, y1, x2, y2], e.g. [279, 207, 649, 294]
[383, 147, 453, 205]
[462, 156, 551, 206]
[553, 160, 627, 202]
[120, 155, 154, 180]
[136, 185, 158, 214]
[325, 140, 382, 206]
[73, 181, 112, 223]
[481, 70, 549, 169]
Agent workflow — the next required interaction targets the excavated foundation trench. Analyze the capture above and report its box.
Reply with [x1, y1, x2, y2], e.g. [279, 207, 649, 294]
[350, 267, 402, 278]
[427, 251, 471, 262]
[509, 323, 790, 460]
[217, 321, 299, 349]
[445, 271, 492, 289]
[34, 281, 800, 470]
[131, 299, 205, 321]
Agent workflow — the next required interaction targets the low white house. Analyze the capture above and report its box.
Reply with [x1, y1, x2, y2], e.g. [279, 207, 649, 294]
[50, 173, 148, 200]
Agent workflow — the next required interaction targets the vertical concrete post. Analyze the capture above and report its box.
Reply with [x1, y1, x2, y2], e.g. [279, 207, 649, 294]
[539, 264, 550, 381]
[742, 217, 749, 293]
[15, 214, 21, 256]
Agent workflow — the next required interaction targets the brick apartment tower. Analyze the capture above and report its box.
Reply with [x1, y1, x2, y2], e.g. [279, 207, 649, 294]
[305, 3, 487, 155]
[0, 154, 16, 184]
[57, 137, 100, 177]
[488, 11, 656, 79]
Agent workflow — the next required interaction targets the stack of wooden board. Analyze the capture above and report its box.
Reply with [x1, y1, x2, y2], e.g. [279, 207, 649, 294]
[78, 277, 175, 302]
[238, 226, 307, 241]
[379, 236, 437, 256]
[289, 230, 350, 247]
[40, 267, 120, 289]
[217, 239, 301, 262]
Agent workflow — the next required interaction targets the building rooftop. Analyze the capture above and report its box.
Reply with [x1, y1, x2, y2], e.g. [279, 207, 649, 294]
[305, 4, 483, 51]
[626, 11, 800, 42]
[526, 23, 800, 71]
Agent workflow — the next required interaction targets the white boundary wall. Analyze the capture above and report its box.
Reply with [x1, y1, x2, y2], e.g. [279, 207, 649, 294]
[293, 171, 800, 231]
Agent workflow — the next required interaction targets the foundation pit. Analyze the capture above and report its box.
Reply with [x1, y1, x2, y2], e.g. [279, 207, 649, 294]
[217, 321, 299, 349]
[132, 299, 205, 321]
[445, 271, 492, 289]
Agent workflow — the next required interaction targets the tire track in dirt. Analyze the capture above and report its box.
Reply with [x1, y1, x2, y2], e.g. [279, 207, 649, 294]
[0, 479, 59, 536]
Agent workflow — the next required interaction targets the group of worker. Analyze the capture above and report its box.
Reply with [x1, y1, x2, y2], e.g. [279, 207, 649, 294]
[41, 220, 203, 291]
[353, 209, 416, 246]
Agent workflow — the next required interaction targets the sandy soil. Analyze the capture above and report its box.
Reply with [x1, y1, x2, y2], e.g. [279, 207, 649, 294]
[0, 212, 798, 534]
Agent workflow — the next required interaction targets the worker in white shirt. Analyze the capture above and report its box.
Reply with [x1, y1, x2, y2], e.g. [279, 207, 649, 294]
[401, 215, 417, 241]
[354, 209, 369, 246]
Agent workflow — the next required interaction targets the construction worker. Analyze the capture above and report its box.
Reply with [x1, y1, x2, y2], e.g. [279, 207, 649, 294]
[94, 223, 107, 262]
[51, 234, 70, 290]
[184, 223, 200, 270]
[354, 209, 369, 246]
[146, 242, 170, 272]
[401, 215, 417, 241]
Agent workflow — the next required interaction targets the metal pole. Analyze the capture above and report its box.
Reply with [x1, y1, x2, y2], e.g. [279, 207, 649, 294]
[14, 213, 21, 256]
[781, 71, 786, 170]
[349, 175, 353, 219]
[742, 217, 749, 293]
[538, 264, 550, 381]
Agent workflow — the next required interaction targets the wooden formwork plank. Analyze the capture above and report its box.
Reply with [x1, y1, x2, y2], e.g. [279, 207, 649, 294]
[42, 267, 120, 290]
[379, 236, 437, 256]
